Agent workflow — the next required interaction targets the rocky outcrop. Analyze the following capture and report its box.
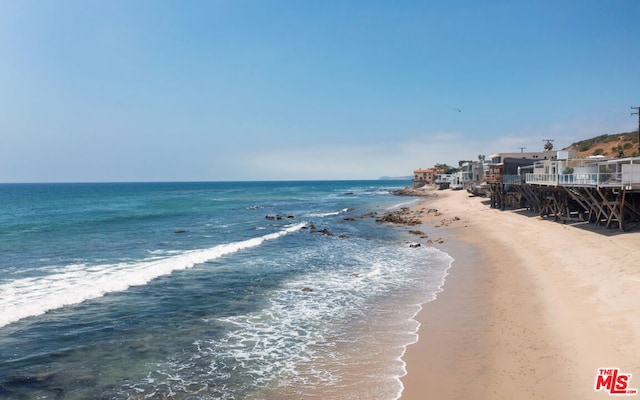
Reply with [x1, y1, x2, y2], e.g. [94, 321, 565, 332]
[307, 224, 343, 237]
[375, 207, 422, 226]
[392, 184, 439, 197]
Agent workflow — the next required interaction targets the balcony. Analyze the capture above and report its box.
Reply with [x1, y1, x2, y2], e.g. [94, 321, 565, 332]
[526, 172, 640, 188]
[503, 175, 524, 185]
[482, 173, 503, 183]
[525, 173, 558, 186]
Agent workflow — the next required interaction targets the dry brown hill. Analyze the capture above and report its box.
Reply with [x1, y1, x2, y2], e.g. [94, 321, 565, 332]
[564, 131, 640, 158]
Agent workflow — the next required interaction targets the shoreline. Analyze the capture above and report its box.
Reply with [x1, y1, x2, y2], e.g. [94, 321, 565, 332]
[398, 188, 640, 399]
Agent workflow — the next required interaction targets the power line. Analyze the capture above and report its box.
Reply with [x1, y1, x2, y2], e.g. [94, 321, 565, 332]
[631, 107, 640, 153]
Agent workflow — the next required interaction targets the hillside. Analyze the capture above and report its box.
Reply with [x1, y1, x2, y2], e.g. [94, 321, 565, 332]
[564, 131, 639, 158]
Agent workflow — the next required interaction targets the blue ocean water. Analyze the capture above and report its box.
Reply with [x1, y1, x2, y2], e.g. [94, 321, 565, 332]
[0, 181, 452, 400]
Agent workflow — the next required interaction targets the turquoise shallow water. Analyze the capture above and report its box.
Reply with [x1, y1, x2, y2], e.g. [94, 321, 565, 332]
[0, 181, 452, 399]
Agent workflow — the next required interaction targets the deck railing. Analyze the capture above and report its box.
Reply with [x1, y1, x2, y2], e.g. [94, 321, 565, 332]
[558, 174, 597, 185]
[526, 172, 640, 188]
[597, 172, 639, 187]
[503, 175, 524, 184]
[525, 173, 558, 185]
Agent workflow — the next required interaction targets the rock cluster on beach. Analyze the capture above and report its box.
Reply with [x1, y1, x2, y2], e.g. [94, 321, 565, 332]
[391, 184, 439, 197]
[375, 207, 423, 225]
[374, 207, 442, 226]
[375, 186, 471, 246]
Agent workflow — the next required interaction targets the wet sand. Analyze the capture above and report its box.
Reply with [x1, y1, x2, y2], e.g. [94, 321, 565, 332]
[399, 188, 640, 399]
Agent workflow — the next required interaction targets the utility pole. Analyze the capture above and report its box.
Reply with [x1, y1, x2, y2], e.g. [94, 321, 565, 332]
[631, 107, 640, 153]
[517, 147, 527, 153]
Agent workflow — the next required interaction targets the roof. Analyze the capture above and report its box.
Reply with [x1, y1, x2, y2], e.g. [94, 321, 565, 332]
[604, 156, 640, 164]
[413, 168, 438, 173]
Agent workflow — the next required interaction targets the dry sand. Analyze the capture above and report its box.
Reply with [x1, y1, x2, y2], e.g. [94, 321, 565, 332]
[399, 188, 640, 399]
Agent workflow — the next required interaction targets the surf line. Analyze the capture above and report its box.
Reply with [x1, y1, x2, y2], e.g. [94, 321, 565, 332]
[0, 222, 307, 328]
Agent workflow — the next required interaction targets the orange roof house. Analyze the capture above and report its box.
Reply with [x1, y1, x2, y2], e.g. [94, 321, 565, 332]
[413, 168, 439, 184]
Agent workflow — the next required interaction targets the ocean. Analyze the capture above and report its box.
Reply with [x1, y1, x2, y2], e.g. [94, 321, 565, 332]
[0, 181, 452, 400]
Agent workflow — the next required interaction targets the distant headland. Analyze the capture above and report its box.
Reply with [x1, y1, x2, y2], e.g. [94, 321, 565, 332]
[378, 176, 413, 180]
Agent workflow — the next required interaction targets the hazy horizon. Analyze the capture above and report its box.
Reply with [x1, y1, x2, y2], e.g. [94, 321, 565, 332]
[2, 0, 639, 182]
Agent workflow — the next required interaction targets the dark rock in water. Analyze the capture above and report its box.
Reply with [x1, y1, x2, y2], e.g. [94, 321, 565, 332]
[174, 230, 187, 234]
[50, 387, 64, 395]
[266, 214, 294, 220]
[4, 370, 59, 390]
[74, 375, 97, 384]
[301, 287, 313, 292]
[309, 225, 336, 236]
[344, 192, 354, 195]
[409, 242, 421, 248]
[343, 217, 356, 222]
[339, 234, 348, 238]
[359, 211, 377, 219]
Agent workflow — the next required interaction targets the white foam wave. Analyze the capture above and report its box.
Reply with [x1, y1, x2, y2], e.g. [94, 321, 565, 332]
[109, 239, 453, 399]
[386, 198, 420, 210]
[204, 245, 451, 395]
[0, 223, 306, 328]
[306, 208, 352, 218]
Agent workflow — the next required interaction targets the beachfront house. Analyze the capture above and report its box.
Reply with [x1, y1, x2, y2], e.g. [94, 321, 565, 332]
[483, 150, 571, 209]
[485, 150, 564, 180]
[450, 171, 464, 190]
[527, 153, 595, 186]
[526, 155, 640, 188]
[522, 154, 640, 230]
[413, 168, 439, 185]
[462, 158, 491, 195]
[460, 161, 484, 187]
[435, 173, 453, 190]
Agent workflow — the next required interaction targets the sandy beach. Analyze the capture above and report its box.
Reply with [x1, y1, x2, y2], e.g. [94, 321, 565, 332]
[399, 188, 640, 399]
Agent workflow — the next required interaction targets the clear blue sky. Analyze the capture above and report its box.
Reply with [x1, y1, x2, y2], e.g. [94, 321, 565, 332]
[1, 0, 639, 182]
